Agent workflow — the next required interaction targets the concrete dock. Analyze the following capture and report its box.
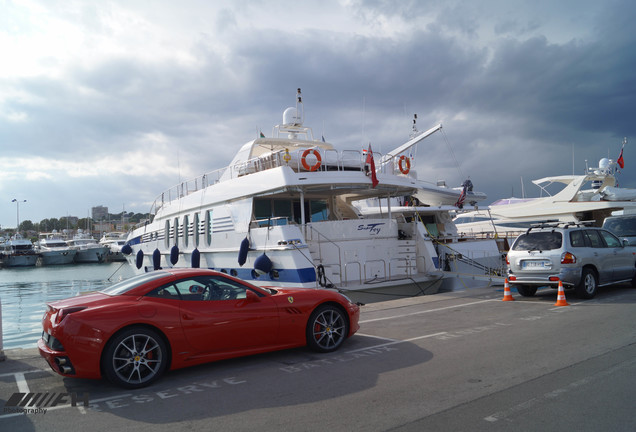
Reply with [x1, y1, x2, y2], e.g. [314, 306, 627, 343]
[1, 284, 635, 431]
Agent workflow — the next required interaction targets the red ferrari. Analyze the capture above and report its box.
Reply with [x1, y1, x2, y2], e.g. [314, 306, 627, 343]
[38, 268, 360, 389]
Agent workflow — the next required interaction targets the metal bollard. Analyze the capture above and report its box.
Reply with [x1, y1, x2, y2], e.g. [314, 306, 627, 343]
[0, 297, 5, 361]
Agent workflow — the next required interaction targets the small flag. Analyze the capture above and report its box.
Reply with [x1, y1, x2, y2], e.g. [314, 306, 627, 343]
[617, 146, 625, 169]
[321, 135, 325, 142]
[455, 184, 467, 209]
[260, 131, 265, 138]
[365, 144, 379, 188]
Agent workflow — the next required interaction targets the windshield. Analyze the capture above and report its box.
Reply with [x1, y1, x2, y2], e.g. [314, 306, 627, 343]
[101, 272, 170, 296]
[603, 216, 636, 237]
[512, 231, 562, 251]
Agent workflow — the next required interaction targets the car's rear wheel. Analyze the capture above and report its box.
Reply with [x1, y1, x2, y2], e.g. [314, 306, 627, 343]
[516, 285, 537, 297]
[102, 327, 167, 389]
[306, 304, 348, 353]
[575, 268, 598, 299]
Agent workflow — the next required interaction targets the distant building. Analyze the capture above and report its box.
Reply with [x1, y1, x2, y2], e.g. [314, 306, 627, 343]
[92, 206, 108, 221]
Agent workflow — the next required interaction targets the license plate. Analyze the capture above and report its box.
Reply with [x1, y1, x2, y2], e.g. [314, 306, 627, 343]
[521, 260, 549, 269]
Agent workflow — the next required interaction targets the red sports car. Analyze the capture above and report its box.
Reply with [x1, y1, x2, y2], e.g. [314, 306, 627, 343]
[38, 268, 360, 388]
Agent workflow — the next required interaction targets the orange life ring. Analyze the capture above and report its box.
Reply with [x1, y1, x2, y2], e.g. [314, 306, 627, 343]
[301, 149, 322, 171]
[398, 155, 411, 174]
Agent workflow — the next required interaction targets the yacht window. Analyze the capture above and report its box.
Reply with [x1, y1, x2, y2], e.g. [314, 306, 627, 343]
[310, 200, 329, 222]
[274, 200, 293, 220]
[206, 210, 213, 246]
[254, 199, 272, 220]
[193, 213, 200, 247]
[183, 215, 189, 247]
[173, 217, 179, 247]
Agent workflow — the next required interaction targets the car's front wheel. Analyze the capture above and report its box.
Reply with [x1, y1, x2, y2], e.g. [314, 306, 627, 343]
[575, 268, 598, 299]
[306, 304, 349, 353]
[102, 327, 168, 389]
[516, 285, 537, 297]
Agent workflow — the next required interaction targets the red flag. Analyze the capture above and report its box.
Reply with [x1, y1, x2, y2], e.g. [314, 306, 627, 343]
[455, 184, 467, 208]
[365, 144, 379, 188]
[617, 147, 625, 169]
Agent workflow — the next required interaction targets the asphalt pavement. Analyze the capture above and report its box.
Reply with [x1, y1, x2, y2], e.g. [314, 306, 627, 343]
[1, 283, 635, 431]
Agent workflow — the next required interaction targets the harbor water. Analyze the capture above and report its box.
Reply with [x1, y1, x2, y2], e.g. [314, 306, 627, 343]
[0, 262, 135, 350]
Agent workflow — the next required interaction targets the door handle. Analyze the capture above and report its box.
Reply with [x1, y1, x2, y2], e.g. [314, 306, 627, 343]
[182, 313, 194, 320]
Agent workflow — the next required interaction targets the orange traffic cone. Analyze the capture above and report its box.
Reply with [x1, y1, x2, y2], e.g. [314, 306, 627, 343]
[554, 281, 569, 306]
[502, 279, 515, 301]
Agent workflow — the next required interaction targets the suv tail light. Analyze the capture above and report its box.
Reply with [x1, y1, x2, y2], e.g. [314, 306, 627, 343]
[561, 251, 576, 264]
[505, 254, 510, 265]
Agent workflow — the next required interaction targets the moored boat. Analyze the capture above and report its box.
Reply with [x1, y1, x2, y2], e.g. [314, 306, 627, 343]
[99, 232, 127, 262]
[67, 230, 109, 263]
[124, 89, 453, 299]
[0, 233, 38, 267]
[35, 232, 77, 265]
[454, 148, 636, 239]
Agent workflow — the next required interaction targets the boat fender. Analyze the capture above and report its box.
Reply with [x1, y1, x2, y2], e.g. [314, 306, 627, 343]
[191, 248, 200, 268]
[238, 237, 249, 266]
[153, 248, 162, 270]
[317, 264, 327, 287]
[301, 149, 322, 171]
[135, 250, 144, 269]
[170, 246, 179, 265]
[254, 253, 273, 275]
[121, 244, 133, 255]
[398, 155, 411, 174]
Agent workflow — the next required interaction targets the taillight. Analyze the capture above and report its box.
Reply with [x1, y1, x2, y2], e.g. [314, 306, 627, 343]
[54, 306, 87, 325]
[561, 252, 576, 264]
[506, 254, 510, 265]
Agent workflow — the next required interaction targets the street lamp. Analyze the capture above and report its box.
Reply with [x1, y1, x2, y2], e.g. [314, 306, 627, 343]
[11, 199, 26, 232]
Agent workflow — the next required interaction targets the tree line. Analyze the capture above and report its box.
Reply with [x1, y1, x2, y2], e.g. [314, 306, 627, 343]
[14, 212, 150, 233]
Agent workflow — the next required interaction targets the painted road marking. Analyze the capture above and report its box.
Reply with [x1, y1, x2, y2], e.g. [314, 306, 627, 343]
[359, 299, 497, 324]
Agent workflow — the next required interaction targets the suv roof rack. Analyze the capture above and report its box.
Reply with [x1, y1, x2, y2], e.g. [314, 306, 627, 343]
[526, 220, 597, 234]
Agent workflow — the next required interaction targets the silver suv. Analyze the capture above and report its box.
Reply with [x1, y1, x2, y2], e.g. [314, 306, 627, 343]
[507, 222, 636, 299]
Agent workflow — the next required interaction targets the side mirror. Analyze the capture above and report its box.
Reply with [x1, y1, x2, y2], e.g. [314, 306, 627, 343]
[245, 290, 261, 303]
[622, 239, 630, 247]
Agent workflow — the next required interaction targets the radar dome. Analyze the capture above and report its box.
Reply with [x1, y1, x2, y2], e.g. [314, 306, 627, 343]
[599, 158, 610, 170]
[283, 107, 302, 126]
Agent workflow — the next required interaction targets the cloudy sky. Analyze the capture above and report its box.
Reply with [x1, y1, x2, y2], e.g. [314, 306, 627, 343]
[1, 0, 635, 229]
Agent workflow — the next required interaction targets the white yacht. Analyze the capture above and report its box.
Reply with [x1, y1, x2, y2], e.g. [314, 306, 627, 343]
[36, 232, 77, 265]
[124, 89, 456, 299]
[67, 230, 109, 263]
[454, 153, 636, 239]
[0, 233, 38, 267]
[99, 232, 127, 262]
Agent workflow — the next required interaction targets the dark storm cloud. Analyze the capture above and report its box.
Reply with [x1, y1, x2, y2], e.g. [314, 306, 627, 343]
[2, 0, 636, 227]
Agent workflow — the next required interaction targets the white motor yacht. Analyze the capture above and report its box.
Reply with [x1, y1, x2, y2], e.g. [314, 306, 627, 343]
[0, 233, 38, 267]
[124, 89, 455, 299]
[454, 150, 636, 239]
[67, 230, 109, 263]
[36, 232, 76, 265]
[99, 232, 127, 262]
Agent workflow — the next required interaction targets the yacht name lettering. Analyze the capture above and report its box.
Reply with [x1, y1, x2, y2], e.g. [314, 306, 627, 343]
[357, 223, 385, 235]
